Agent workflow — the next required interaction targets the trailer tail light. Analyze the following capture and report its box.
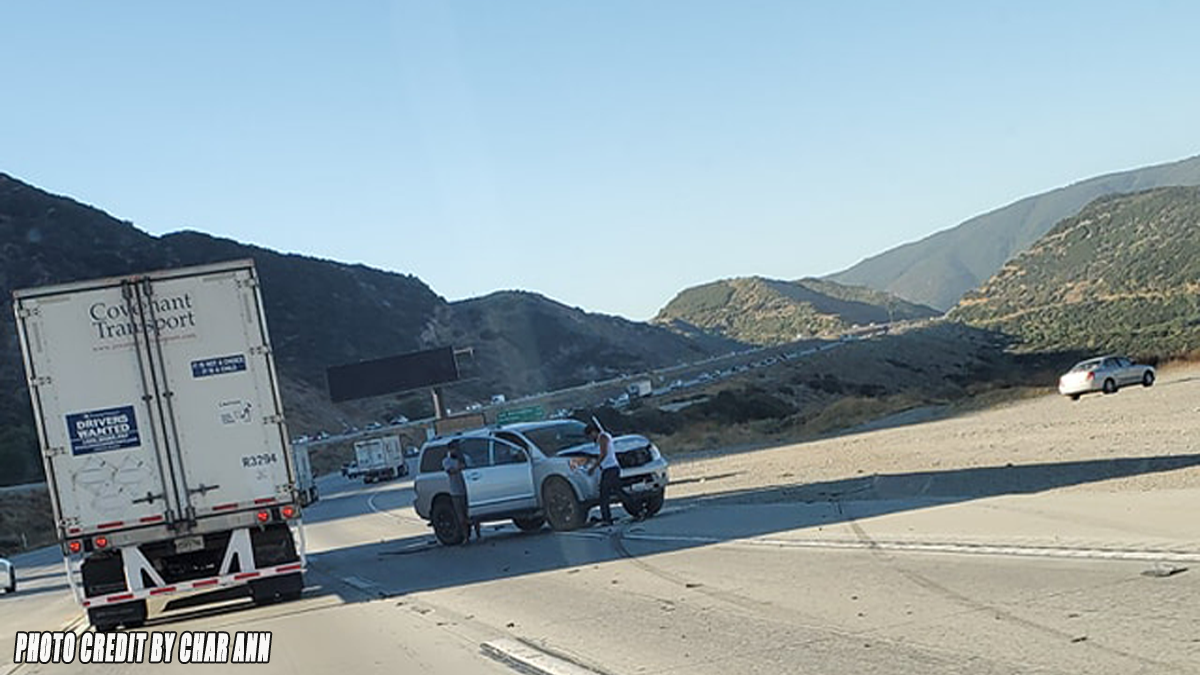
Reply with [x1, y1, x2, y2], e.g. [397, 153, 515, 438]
[67, 540, 83, 554]
[280, 505, 297, 520]
[256, 510, 271, 523]
[94, 536, 109, 549]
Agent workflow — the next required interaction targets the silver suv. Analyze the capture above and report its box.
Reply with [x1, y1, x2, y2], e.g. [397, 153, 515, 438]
[413, 420, 669, 545]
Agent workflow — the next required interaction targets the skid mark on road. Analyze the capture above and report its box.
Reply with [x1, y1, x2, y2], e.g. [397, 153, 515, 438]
[618, 530, 1200, 563]
[366, 492, 427, 524]
[842, 508, 1189, 674]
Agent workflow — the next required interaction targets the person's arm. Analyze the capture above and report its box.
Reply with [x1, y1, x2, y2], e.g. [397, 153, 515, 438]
[594, 433, 611, 470]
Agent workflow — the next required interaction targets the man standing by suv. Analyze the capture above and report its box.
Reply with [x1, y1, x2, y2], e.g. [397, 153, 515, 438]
[585, 422, 622, 526]
[442, 445, 474, 542]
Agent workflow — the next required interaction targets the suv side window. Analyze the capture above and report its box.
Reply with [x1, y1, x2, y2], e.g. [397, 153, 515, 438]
[492, 438, 528, 465]
[496, 431, 530, 452]
[457, 437, 491, 468]
[419, 443, 449, 474]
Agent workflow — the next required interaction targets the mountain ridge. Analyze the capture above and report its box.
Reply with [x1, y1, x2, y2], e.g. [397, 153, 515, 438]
[0, 171, 735, 485]
[949, 185, 1200, 357]
[653, 276, 938, 345]
[828, 154, 1200, 310]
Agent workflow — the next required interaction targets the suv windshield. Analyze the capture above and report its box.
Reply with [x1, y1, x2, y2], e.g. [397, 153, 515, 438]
[522, 421, 591, 456]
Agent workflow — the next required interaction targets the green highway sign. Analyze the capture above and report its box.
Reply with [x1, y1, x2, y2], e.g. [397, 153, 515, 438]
[496, 406, 544, 424]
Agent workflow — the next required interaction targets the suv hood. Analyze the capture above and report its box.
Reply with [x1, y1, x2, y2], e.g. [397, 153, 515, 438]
[555, 434, 653, 458]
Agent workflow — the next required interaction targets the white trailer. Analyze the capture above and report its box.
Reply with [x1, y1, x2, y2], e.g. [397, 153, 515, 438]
[626, 378, 654, 398]
[353, 435, 406, 483]
[12, 260, 305, 630]
[292, 442, 318, 506]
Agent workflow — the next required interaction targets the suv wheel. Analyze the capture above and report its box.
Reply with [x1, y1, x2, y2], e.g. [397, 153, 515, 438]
[642, 490, 665, 518]
[542, 478, 583, 531]
[431, 497, 466, 545]
[513, 516, 545, 532]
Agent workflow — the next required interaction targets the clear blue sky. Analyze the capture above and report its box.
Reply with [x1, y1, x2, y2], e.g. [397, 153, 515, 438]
[2, 2, 1198, 320]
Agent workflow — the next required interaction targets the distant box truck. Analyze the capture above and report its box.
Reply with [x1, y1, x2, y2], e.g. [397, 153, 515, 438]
[12, 260, 305, 631]
[293, 442, 318, 506]
[353, 435, 406, 483]
[626, 379, 654, 398]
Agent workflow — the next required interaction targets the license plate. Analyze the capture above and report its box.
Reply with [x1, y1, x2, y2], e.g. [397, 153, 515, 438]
[174, 535, 204, 554]
[628, 481, 651, 492]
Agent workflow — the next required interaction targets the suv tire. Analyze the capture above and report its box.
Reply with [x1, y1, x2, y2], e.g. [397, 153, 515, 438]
[431, 497, 466, 545]
[542, 478, 583, 531]
[513, 516, 546, 532]
[642, 490, 665, 518]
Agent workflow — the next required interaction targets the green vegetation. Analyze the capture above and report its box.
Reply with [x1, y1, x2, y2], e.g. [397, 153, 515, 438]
[830, 154, 1200, 310]
[951, 186, 1200, 358]
[0, 172, 737, 486]
[654, 276, 938, 345]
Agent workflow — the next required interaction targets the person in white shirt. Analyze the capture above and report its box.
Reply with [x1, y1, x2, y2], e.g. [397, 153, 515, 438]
[585, 422, 621, 525]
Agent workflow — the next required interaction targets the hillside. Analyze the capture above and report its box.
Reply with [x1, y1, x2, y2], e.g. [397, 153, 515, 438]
[829, 154, 1200, 310]
[652, 276, 938, 345]
[950, 186, 1200, 357]
[0, 172, 733, 485]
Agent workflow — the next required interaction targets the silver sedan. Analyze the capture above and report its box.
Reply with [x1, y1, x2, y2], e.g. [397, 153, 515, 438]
[0, 558, 14, 594]
[1058, 356, 1155, 400]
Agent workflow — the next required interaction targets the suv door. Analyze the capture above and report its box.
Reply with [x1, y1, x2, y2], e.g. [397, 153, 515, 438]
[458, 437, 537, 516]
[484, 438, 537, 513]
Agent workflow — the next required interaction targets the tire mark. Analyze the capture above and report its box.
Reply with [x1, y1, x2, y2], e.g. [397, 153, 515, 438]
[840, 503, 1187, 674]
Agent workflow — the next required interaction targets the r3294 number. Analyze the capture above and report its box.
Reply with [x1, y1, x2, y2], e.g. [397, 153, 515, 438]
[242, 453, 279, 468]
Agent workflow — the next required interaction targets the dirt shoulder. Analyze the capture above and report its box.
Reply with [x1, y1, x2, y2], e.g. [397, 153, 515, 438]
[664, 363, 1200, 502]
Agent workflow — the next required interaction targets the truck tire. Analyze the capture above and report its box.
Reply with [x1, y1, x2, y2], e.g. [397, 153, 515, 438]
[82, 553, 126, 598]
[88, 600, 147, 631]
[251, 572, 304, 605]
[542, 478, 583, 531]
[251, 522, 300, 567]
[431, 497, 466, 546]
[512, 516, 545, 532]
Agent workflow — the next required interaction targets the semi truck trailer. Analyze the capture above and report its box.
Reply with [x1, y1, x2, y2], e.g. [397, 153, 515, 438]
[12, 260, 305, 630]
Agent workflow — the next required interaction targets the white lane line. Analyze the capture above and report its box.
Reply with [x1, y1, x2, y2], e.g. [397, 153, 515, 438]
[366, 492, 425, 524]
[481, 639, 604, 675]
[619, 532, 1200, 563]
[342, 576, 380, 591]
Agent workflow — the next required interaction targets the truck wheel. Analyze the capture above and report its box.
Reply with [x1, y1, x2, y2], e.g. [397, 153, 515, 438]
[542, 478, 583, 531]
[251, 573, 304, 605]
[431, 497, 466, 545]
[513, 516, 545, 532]
[643, 490, 665, 517]
[88, 600, 146, 631]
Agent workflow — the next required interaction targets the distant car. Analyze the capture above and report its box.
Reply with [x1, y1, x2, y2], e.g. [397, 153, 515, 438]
[0, 558, 15, 593]
[413, 419, 669, 545]
[1058, 356, 1155, 400]
[390, 415, 409, 426]
[365, 422, 383, 430]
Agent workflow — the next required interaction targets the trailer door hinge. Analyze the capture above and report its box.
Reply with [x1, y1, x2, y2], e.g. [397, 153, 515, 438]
[43, 446, 66, 458]
[237, 277, 259, 289]
[29, 376, 52, 388]
[16, 306, 39, 319]
[249, 345, 270, 356]
[263, 414, 285, 425]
